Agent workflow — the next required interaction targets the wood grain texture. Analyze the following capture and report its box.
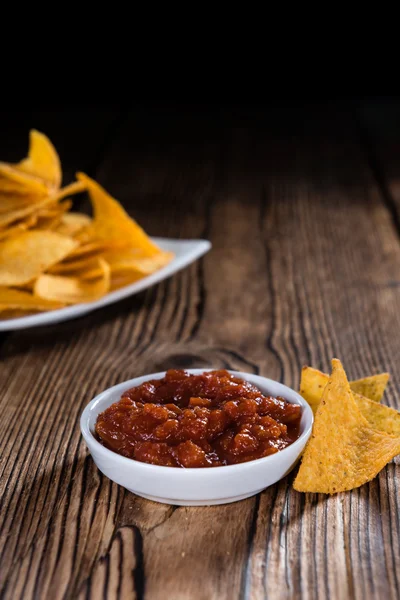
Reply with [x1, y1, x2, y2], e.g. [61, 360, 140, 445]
[0, 107, 399, 600]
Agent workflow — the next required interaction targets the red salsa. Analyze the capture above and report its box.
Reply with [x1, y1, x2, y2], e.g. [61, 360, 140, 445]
[95, 369, 302, 468]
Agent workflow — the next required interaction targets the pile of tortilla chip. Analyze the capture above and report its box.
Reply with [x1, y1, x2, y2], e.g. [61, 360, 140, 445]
[294, 358, 400, 494]
[0, 130, 174, 317]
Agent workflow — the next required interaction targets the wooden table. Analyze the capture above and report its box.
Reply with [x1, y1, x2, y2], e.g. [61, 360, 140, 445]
[0, 104, 399, 600]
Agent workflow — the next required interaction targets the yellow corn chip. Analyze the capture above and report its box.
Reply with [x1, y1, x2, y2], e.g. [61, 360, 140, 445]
[64, 240, 122, 262]
[0, 309, 39, 318]
[300, 366, 389, 414]
[349, 374, 390, 402]
[48, 255, 100, 275]
[354, 392, 400, 437]
[76, 172, 162, 256]
[0, 287, 64, 310]
[0, 192, 42, 214]
[0, 131, 176, 315]
[293, 359, 400, 494]
[0, 198, 54, 229]
[103, 249, 174, 275]
[35, 214, 62, 231]
[0, 231, 78, 286]
[34, 258, 110, 304]
[109, 271, 144, 291]
[0, 163, 49, 195]
[35, 200, 72, 220]
[55, 212, 92, 237]
[16, 129, 62, 190]
[52, 180, 86, 203]
[0, 215, 37, 240]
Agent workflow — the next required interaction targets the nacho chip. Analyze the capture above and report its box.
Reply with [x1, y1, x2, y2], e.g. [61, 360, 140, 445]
[293, 359, 400, 494]
[34, 258, 110, 304]
[36, 200, 72, 220]
[0, 309, 40, 318]
[0, 230, 78, 286]
[0, 163, 49, 195]
[103, 249, 174, 275]
[76, 172, 161, 256]
[0, 198, 54, 229]
[0, 287, 64, 311]
[354, 392, 400, 437]
[300, 366, 390, 414]
[109, 271, 143, 291]
[48, 255, 100, 275]
[73, 250, 174, 283]
[55, 212, 92, 237]
[64, 240, 121, 262]
[349, 374, 390, 402]
[0, 131, 176, 315]
[16, 129, 62, 190]
[52, 180, 86, 203]
[0, 192, 42, 214]
[35, 214, 62, 231]
[0, 215, 37, 240]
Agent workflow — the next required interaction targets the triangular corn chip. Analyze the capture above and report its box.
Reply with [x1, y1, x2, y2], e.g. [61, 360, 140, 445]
[34, 258, 110, 304]
[300, 366, 389, 414]
[0, 164, 49, 195]
[0, 287, 64, 310]
[293, 359, 400, 494]
[349, 373, 390, 402]
[103, 249, 174, 275]
[0, 198, 54, 229]
[0, 215, 38, 240]
[55, 212, 92, 237]
[48, 255, 100, 275]
[109, 271, 143, 291]
[63, 240, 123, 263]
[52, 180, 86, 203]
[76, 172, 162, 256]
[354, 392, 400, 436]
[16, 130, 62, 190]
[0, 230, 78, 286]
[0, 192, 42, 214]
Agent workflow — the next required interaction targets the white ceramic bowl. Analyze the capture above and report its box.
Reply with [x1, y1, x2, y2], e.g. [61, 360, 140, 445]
[80, 369, 313, 506]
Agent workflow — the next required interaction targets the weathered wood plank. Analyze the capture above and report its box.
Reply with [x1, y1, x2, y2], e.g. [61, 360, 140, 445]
[0, 108, 399, 600]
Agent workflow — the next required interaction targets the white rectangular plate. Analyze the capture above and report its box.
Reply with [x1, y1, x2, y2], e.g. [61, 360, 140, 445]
[0, 237, 211, 331]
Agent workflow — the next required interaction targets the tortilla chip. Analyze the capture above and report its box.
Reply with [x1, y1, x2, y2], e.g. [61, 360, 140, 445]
[52, 180, 86, 203]
[103, 249, 174, 275]
[300, 366, 390, 414]
[0, 192, 42, 214]
[0, 309, 39, 318]
[47, 255, 100, 275]
[0, 231, 78, 286]
[109, 271, 143, 291]
[0, 198, 54, 229]
[55, 212, 92, 237]
[34, 258, 110, 304]
[64, 240, 122, 262]
[36, 200, 72, 220]
[0, 287, 64, 310]
[0, 215, 37, 240]
[76, 172, 162, 256]
[35, 214, 62, 231]
[0, 163, 49, 195]
[293, 359, 400, 494]
[16, 129, 62, 190]
[349, 373, 390, 402]
[354, 392, 400, 437]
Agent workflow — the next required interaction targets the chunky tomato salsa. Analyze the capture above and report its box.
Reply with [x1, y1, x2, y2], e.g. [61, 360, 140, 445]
[95, 369, 302, 468]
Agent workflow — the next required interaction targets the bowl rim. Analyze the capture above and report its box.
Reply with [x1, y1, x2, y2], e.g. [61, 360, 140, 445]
[80, 368, 314, 474]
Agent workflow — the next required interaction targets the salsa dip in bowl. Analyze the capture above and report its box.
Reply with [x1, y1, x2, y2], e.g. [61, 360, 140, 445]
[80, 369, 313, 505]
